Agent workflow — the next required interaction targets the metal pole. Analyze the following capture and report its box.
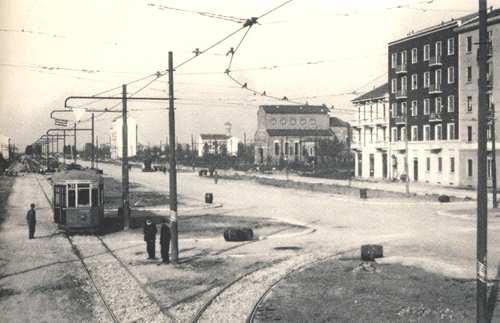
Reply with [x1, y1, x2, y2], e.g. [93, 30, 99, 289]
[91, 113, 95, 169]
[122, 84, 130, 229]
[74, 123, 77, 164]
[477, 0, 489, 321]
[405, 109, 410, 195]
[63, 130, 66, 166]
[492, 107, 498, 208]
[46, 137, 49, 169]
[347, 124, 352, 187]
[168, 51, 179, 263]
[96, 136, 99, 170]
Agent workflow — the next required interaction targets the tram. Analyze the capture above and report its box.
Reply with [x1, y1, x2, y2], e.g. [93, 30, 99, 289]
[52, 169, 104, 232]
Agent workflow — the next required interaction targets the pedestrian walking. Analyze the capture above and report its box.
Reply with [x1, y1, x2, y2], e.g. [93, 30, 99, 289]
[26, 203, 36, 239]
[160, 221, 171, 264]
[143, 219, 157, 259]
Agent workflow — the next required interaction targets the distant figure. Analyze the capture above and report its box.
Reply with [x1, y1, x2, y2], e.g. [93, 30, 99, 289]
[26, 203, 36, 239]
[192, 161, 196, 172]
[143, 219, 157, 259]
[160, 221, 171, 264]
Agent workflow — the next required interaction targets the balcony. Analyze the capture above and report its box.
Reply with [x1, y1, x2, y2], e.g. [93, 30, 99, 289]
[487, 73, 494, 90]
[488, 42, 493, 58]
[395, 63, 407, 75]
[429, 112, 442, 122]
[428, 83, 442, 94]
[395, 89, 407, 99]
[429, 55, 442, 67]
[393, 115, 406, 125]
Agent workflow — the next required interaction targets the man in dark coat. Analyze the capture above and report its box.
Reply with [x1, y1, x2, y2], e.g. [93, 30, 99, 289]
[26, 203, 36, 239]
[160, 221, 171, 264]
[143, 219, 157, 259]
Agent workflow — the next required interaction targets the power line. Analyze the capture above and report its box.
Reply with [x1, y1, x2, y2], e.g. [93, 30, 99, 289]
[146, 3, 246, 24]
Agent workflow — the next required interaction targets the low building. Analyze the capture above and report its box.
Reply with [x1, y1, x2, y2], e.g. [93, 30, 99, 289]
[351, 83, 390, 179]
[254, 105, 334, 165]
[110, 117, 137, 159]
[197, 134, 230, 157]
[0, 134, 10, 160]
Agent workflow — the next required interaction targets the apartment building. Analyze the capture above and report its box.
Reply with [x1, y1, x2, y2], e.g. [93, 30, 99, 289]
[351, 84, 390, 179]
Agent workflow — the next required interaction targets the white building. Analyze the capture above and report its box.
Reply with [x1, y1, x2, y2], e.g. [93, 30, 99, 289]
[0, 134, 10, 160]
[110, 117, 137, 159]
[351, 84, 391, 179]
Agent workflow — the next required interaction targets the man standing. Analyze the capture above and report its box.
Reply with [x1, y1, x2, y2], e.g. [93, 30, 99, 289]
[143, 219, 157, 259]
[160, 221, 171, 264]
[26, 203, 36, 239]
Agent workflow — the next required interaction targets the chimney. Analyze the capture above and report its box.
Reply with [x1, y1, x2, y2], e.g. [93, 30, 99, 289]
[224, 121, 232, 137]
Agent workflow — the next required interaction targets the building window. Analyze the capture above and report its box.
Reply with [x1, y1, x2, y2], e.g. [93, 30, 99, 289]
[401, 127, 407, 141]
[426, 157, 431, 172]
[423, 72, 430, 88]
[274, 142, 280, 156]
[411, 126, 418, 141]
[411, 74, 418, 90]
[447, 66, 455, 84]
[447, 95, 455, 112]
[467, 36, 473, 53]
[467, 96, 473, 112]
[468, 159, 473, 177]
[392, 127, 398, 142]
[401, 76, 407, 91]
[435, 124, 442, 140]
[294, 142, 299, 156]
[424, 44, 430, 61]
[411, 100, 418, 116]
[468, 126, 472, 142]
[435, 97, 442, 113]
[450, 157, 455, 173]
[438, 157, 442, 172]
[424, 125, 430, 141]
[391, 78, 397, 94]
[436, 41, 442, 57]
[391, 103, 397, 117]
[401, 50, 407, 66]
[284, 142, 289, 156]
[467, 66, 472, 82]
[488, 159, 492, 178]
[447, 123, 455, 140]
[391, 53, 397, 69]
[411, 48, 418, 63]
[424, 98, 430, 115]
[435, 69, 442, 85]
[401, 102, 407, 116]
[447, 37, 455, 55]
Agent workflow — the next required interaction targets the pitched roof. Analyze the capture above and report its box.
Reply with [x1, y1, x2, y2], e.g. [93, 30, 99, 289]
[200, 134, 229, 140]
[52, 169, 102, 183]
[455, 8, 500, 32]
[261, 105, 330, 115]
[266, 129, 334, 137]
[352, 83, 388, 103]
[329, 116, 350, 127]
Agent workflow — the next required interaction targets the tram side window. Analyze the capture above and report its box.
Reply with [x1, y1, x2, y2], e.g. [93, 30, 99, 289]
[92, 188, 98, 207]
[78, 184, 90, 207]
[68, 184, 76, 208]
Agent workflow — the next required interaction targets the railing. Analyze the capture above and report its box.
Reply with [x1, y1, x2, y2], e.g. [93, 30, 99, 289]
[429, 83, 442, 94]
[487, 73, 494, 89]
[393, 115, 406, 124]
[429, 55, 442, 66]
[395, 63, 407, 74]
[429, 112, 442, 121]
[395, 89, 407, 99]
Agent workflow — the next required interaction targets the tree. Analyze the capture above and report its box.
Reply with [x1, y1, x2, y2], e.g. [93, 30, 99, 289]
[25, 145, 33, 155]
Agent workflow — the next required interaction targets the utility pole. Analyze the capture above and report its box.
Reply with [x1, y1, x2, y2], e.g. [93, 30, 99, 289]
[168, 51, 179, 264]
[122, 84, 130, 229]
[74, 123, 77, 164]
[404, 108, 410, 195]
[492, 105, 498, 208]
[96, 136, 99, 170]
[91, 113, 95, 169]
[63, 130, 66, 166]
[477, 0, 489, 321]
[347, 124, 352, 187]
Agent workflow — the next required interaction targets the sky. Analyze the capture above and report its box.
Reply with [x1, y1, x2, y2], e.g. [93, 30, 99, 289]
[1, 0, 499, 148]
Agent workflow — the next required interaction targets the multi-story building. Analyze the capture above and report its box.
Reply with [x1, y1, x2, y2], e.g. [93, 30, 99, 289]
[0, 134, 10, 160]
[388, 13, 477, 186]
[351, 84, 390, 179]
[254, 105, 334, 165]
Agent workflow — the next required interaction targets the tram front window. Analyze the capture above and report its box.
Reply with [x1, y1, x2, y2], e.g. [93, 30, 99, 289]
[68, 184, 76, 208]
[78, 184, 90, 207]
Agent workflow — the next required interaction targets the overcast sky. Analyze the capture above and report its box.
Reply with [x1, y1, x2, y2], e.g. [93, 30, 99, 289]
[1, 0, 498, 148]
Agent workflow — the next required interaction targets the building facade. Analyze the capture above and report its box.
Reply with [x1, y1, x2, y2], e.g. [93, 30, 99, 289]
[254, 105, 334, 165]
[351, 84, 390, 179]
[0, 134, 10, 160]
[197, 134, 230, 157]
[110, 117, 137, 159]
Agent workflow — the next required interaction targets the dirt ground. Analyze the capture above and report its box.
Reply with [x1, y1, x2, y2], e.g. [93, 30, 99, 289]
[0, 176, 14, 226]
[253, 258, 479, 322]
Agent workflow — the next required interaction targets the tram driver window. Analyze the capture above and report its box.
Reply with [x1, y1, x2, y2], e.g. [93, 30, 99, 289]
[92, 188, 98, 207]
[78, 184, 90, 207]
[68, 184, 76, 208]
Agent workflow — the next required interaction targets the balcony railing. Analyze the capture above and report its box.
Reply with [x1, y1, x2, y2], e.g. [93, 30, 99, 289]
[487, 73, 494, 90]
[395, 89, 407, 99]
[429, 112, 442, 122]
[395, 63, 407, 74]
[429, 55, 442, 67]
[393, 115, 406, 124]
[429, 83, 442, 94]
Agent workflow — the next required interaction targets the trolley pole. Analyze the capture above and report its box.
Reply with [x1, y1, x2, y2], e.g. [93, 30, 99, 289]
[91, 113, 95, 169]
[168, 51, 179, 264]
[122, 84, 130, 229]
[477, 0, 489, 321]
